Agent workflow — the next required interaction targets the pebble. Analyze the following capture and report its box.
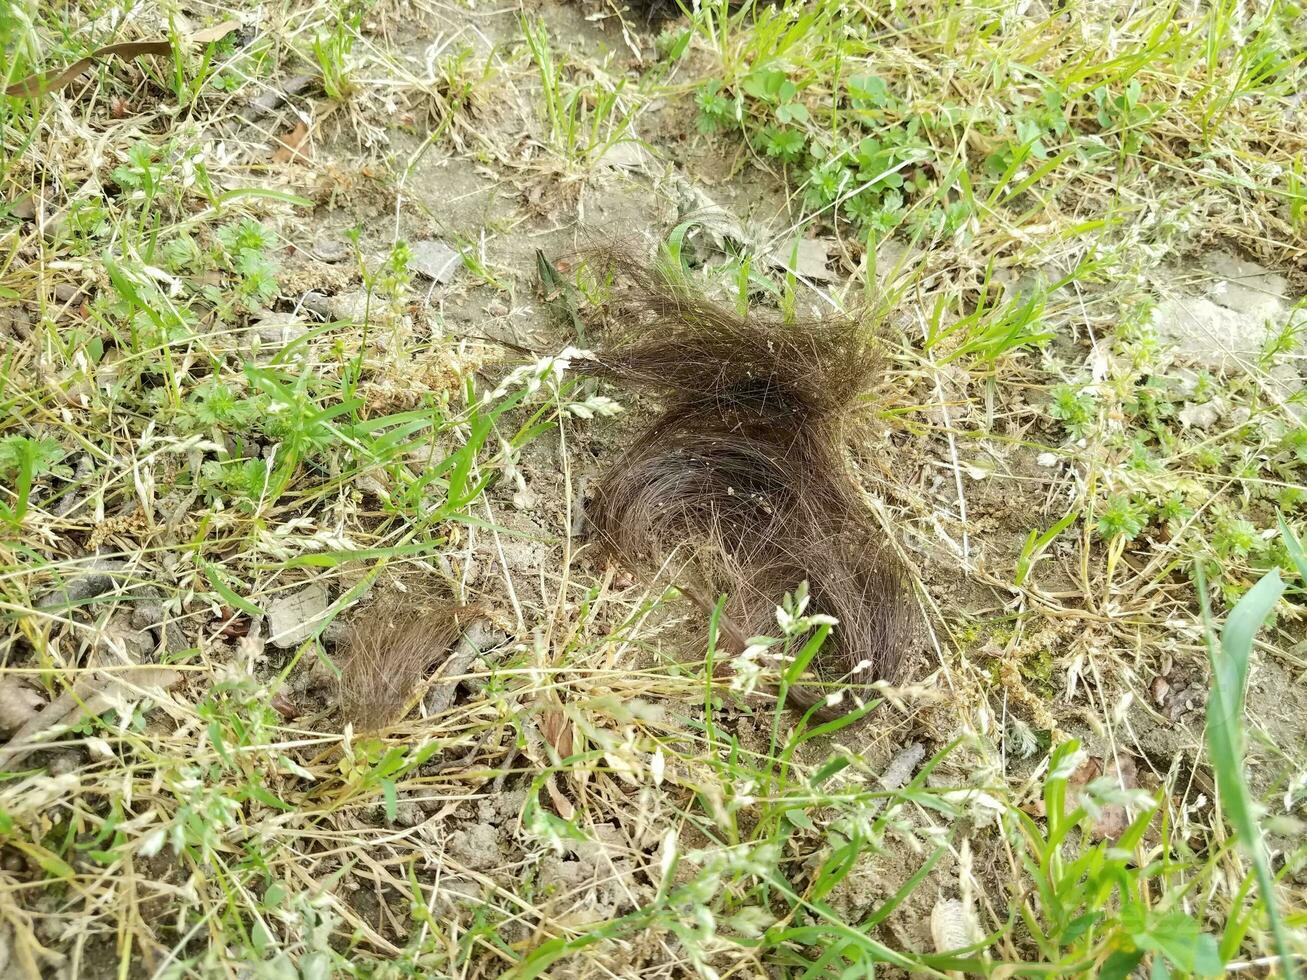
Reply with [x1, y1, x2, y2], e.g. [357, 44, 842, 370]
[267, 582, 330, 649]
[311, 237, 351, 263]
[410, 239, 462, 283]
[253, 312, 308, 345]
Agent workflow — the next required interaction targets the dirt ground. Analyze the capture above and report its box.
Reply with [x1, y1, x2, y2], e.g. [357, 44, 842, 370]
[252, 0, 1307, 967]
[3, 0, 1306, 976]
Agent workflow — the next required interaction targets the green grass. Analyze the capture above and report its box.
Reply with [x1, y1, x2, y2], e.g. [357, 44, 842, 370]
[1, 0, 1305, 976]
[518, 13, 653, 175]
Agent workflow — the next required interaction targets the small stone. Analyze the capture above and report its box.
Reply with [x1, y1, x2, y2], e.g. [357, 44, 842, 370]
[409, 240, 462, 284]
[1036, 452, 1059, 467]
[1151, 675, 1170, 707]
[243, 74, 315, 120]
[461, 657, 490, 695]
[300, 291, 333, 319]
[121, 627, 157, 662]
[0, 306, 33, 339]
[391, 800, 425, 827]
[446, 823, 502, 871]
[270, 692, 299, 720]
[267, 582, 330, 649]
[1178, 401, 1221, 430]
[0, 678, 45, 734]
[8, 190, 38, 220]
[311, 237, 350, 263]
[47, 749, 83, 777]
[769, 238, 833, 281]
[320, 620, 350, 646]
[1199, 251, 1288, 322]
[595, 140, 653, 171]
[1167, 367, 1202, 398]
[354, 473, 390, 501]
[432, 876, 483, 911]
[329, 289, 371, 322]
[53, 282, 89, 304]
[130, 601, 165, 632]
[253, 312, 308, 346]
[1148, 252, 1302, 375]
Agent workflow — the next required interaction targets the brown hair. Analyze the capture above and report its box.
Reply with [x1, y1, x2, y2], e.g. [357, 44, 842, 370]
[337, 599, 483, 731]
[581, 252, 914, 719]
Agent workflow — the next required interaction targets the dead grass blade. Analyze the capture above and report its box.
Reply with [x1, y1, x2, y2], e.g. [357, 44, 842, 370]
[4, 20, 239, 98]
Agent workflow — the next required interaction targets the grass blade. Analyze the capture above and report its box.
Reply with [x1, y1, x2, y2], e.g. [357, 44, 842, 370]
[1196, 562, 1295, 978]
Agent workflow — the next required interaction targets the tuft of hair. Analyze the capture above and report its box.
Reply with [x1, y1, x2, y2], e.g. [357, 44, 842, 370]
[585, 250, 882, 422]
[337, 599, 483, 732]
[581, 250, 915, 720]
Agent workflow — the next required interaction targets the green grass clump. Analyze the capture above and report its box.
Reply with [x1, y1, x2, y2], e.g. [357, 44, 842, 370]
[680, 0, 1307, 259]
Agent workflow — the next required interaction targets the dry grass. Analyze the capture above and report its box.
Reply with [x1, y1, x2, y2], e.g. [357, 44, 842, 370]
[0, 0, 1305, 977]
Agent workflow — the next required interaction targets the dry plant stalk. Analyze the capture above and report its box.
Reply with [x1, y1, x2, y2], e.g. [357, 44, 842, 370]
[581, 252, 915, 720]
[337, 599, 483, 731]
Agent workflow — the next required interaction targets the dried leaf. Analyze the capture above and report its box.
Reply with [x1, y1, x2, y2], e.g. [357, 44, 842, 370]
[215, 616, 252, 639]
[544, 773, 575, 819]
[0, 667, 183, 770]
[243, 74, 315, 121]
[7, 193, 37, 221]
[1024, 754, 1140, 840]
[189, 20, 243, 44]
[603, 748, 640, 787]
[271, 120, 311, 164]
[5, 41, 170, 98]
[270, 692, 299, 720]
[539, 708, 574, 760]
[1067, 756, 1103, 789]
[5, 21, 239, 98]
[1087, 754, 1139, 840]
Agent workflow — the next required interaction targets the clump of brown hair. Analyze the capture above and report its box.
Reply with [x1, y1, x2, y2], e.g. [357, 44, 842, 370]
[337, 599, 483, 731]
[581, 252, 915, 719]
